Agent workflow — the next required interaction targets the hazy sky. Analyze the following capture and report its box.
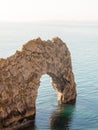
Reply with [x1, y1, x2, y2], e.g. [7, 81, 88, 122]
[0, 0, 98, 22]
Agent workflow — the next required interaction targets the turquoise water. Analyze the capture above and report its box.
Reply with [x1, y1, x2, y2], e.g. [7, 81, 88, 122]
[0, 22, 98, 130]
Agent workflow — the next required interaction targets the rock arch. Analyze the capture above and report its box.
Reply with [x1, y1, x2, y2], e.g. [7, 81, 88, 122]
[0, 37, 76, 129]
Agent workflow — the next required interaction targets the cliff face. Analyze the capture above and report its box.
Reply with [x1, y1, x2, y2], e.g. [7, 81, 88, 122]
[0, 37, 76, 129]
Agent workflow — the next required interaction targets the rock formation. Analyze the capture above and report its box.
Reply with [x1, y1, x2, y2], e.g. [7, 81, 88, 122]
[0, 37, 76, 129]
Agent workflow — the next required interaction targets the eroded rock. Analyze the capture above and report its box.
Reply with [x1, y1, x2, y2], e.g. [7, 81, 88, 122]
[0, 37, 76, 129]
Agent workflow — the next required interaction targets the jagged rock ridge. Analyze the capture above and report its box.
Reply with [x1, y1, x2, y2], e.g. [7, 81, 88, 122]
[0, 37, 76, 129]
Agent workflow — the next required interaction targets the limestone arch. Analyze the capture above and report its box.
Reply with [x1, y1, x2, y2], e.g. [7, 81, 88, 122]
[0, 37, 76, 129]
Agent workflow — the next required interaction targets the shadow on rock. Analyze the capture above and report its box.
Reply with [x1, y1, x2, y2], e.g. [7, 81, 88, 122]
[1, 116, 36, 130]
[16, 117, 36, 130]
[50, 100, 76, 130]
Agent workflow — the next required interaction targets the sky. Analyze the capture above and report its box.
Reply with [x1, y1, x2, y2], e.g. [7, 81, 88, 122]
[0, 0, 98, 22]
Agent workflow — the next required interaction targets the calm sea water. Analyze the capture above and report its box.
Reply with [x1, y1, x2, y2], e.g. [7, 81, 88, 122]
[0, 22, 98, 130]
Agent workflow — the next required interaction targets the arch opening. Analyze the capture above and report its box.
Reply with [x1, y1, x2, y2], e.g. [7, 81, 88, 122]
[36, 74, 57, 107]
[35, 74, 57, 129]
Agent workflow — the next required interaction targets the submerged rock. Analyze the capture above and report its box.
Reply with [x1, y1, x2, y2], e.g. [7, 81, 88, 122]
[0, 37, 76, 129]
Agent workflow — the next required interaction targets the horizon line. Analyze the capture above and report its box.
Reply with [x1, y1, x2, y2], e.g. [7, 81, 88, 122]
[0, 20, 98, 24]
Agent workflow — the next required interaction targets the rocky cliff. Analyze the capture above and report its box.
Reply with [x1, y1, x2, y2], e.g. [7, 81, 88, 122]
[0, 37, 76, 129]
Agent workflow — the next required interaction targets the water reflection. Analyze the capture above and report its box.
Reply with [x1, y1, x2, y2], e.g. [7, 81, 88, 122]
[50, 100, 76, 130]
[17, 100, 76, 130]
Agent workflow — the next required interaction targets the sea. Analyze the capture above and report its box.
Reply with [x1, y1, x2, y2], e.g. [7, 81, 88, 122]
[0, 22, 98, 130]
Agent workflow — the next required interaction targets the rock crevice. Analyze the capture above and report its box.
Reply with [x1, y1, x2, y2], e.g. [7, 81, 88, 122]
[0, 37, 76, 129]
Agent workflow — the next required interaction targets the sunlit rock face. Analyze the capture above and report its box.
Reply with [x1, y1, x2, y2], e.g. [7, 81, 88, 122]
[0, 37, 76, 129]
